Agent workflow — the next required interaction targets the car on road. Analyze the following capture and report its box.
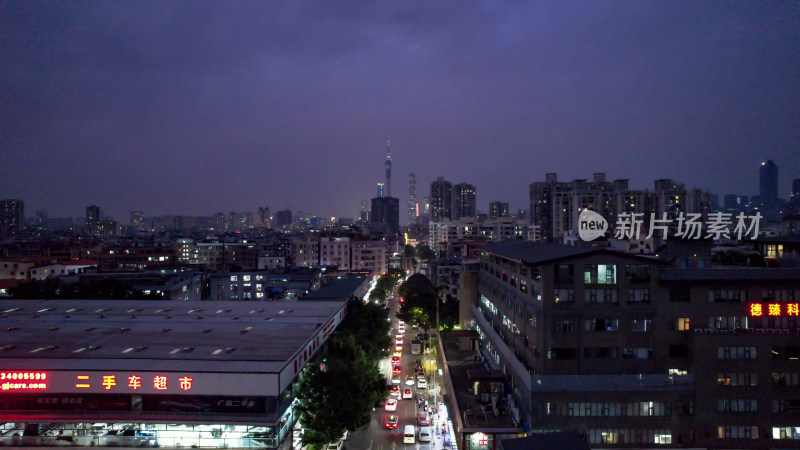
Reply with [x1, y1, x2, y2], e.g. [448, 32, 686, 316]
[392, 365, 402, 375]
[385, 399, 398, 411]
[417, 411, 429, 426]
[417, 378, 427, 390]
[403, 425, 416, 444]
[418, 427, 431, 443]
[417, 374, 426, 383]
[404, 375, 415, 386]
[391, 356, 401, 365]
[395, 337, 404, 345]
[326, 440, 344, 450]
[390, 386, 401, 398]
[384, 415, 398, 430]
[393, 346, 403, 356]
[403, 388, 413, 399]
[391, 375, 401, 384]
[397, 326, 405, 334]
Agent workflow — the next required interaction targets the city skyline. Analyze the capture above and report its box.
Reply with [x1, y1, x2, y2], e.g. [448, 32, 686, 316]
[2, 2, 799, 220]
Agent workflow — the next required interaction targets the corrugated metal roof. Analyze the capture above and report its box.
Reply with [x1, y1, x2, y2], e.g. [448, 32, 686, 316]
[659, 268, 800, 281]
[302, 277, 367, 300]
[0, 299, 345, 374]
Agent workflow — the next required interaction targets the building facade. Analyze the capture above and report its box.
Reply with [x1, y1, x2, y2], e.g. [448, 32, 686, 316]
[458, 241, 800, 449]
[0, 199, 24, 237]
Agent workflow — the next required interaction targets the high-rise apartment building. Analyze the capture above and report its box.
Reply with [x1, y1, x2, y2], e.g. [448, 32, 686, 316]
[276, 210, 293, 228]
[760, 160, 778, 219]
[489, 201, 510, 220]
[0, 199, 24, 237]
[723, 194, 749, 215]
[370, 197, 400, 235]
[430, 177, 453, 222]
[86, 205, 101, 234]
[452, 183, 477, 221]
[129, 211, 144, 229]
[791, 178, 800, 211]
[257, 207, 271, 229]
[408, 173, 418, 225]
[530, 173, 711, 242]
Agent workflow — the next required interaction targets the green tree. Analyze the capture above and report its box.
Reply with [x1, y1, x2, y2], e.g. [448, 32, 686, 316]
[415, 243, 436, 261]
[296, 335, 388, 446]
[404, 244, 415, 257]
[439, 293, 460, 331]
[338, 298, 391, 362]
[396, 274, 438, 330]
[397, 274, 460, 331]
[368, 287, 386, 303]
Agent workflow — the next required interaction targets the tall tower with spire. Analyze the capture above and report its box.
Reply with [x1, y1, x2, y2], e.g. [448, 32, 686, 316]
[385, 140, 392, 198]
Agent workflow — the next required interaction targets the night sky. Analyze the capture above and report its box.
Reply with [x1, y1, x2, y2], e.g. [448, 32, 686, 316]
[1, 2, 798, 221]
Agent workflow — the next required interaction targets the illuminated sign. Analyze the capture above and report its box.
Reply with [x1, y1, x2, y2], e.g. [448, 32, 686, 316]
[748, 303, 800, 317]
[1, 371, 48, 391]
[2, 372, 194, 394]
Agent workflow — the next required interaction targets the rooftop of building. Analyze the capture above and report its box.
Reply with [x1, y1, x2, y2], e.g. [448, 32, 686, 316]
[660, 267, 800, 281]
[0, 299, 345, 373]
[439, 331, 522, 430]
[754, 234, 800, 244]
[480, 241, 660, 265]
[301, 276, 368, 301]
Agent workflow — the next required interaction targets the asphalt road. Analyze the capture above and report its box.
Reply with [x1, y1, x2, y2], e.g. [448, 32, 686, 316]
[345, 295, 447, 450]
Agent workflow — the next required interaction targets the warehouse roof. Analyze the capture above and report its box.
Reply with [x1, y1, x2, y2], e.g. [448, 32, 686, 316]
[301, 276, 368, 301]
[0, 299, 345, 373]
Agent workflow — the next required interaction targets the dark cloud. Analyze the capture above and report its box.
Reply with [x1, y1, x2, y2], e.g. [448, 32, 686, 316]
[1, 1, 798, 220]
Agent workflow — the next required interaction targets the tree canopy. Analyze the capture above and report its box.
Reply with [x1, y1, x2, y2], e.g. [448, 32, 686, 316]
[397, 274, 459, 331]
[296, 298, 391, 446]
[415, 243, 436, 261]
[296, 334, 388, 446]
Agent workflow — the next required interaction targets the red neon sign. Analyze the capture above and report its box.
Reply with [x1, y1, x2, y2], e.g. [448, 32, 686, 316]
[0, 371, 48, 391]
[1, 372, 195, 393]
[748, 303, 800, 317]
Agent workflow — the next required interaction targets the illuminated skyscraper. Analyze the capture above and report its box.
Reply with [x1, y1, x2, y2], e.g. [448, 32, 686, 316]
[430, 177, 453, 222]
[86, 205, 101, 234]
[452, 183, 477, 220]
[384, 140, 392, 198]
[130, 210, 144, 228]
[408, 173, 418, 225]
[0, 199, 24, 237]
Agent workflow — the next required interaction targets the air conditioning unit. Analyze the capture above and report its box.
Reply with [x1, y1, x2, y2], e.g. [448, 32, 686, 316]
[693, 329, 704, 334]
